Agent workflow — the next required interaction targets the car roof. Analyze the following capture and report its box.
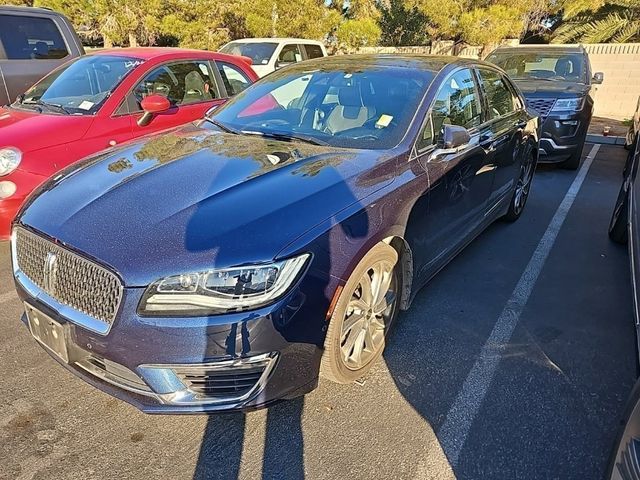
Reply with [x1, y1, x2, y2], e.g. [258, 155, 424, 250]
[88, 47, 246, 63]
[227, 38, 325, 45]
[285, 54, 499, 74]
[490, 45, 586, 55]
[0, 5, 65, 16]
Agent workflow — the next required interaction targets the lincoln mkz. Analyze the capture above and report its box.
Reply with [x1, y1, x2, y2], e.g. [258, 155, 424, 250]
[11, 55, 539, 413]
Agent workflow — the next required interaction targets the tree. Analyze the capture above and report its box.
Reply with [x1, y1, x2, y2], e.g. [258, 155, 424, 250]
[552, 0, 640, 43]
[242, 0, 341, 39]
[405, 0, 553, 51]
[335, 17, 382, 50]
[458, 5, 524, 56]
[378, 0, 432, 46]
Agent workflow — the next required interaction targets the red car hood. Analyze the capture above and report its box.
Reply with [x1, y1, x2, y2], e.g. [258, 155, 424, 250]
[0, 107, 93, 153]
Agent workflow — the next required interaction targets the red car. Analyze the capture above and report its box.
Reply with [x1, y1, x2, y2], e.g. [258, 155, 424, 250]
[0, 48, 258, 239]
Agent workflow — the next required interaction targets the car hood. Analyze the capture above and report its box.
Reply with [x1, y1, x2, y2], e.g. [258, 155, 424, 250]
[513, 79, 591, 98]
[20, 125, 392, 286]
[0, 107, 92, 153]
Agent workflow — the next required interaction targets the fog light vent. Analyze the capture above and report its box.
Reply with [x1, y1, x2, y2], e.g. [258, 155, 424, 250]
[172, 353, 277, 402]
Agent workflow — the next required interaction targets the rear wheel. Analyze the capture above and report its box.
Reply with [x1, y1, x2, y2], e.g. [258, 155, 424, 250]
[502, 154, 535, 222]
[609, 182, 629, 244]
[321, 243, 399, 384]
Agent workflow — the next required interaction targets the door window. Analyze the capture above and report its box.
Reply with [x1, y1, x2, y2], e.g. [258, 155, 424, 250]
[418, 68, 482, 150]
[130, 61, 217, 111]
[0, 14, 68, 60]
[477, 69, 516, 120]
[277, 44, 303, 67]
[217, 62, 251, 96]
[304, 44, 324, 59]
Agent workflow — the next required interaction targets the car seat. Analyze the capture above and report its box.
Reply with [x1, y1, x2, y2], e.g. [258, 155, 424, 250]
[324, 85, 375, 134]
[183, 70, 212, 103]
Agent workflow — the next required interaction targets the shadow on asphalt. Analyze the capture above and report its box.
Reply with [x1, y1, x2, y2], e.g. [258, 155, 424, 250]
[188, 145, 635, 480]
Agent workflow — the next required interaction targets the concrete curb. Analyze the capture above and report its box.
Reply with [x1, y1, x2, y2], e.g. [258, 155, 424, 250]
[586, 134, 627, 145]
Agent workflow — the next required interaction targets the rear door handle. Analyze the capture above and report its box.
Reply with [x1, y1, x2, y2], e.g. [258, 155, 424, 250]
[514, 120, 527, 129]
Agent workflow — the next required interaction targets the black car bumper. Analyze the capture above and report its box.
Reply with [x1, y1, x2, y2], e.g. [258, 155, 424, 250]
[538, 113, 591, 163]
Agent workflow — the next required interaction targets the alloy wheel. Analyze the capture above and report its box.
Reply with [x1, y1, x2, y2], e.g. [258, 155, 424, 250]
[513, 159, 535, 215]
[340, 260, 397, 370]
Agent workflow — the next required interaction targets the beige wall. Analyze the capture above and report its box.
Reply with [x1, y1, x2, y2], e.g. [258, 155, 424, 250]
[357, 42, 640, 121]
[582, 43, 640, 120]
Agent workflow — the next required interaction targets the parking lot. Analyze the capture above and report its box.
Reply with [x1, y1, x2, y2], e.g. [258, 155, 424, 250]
[0, 143, 636, 480]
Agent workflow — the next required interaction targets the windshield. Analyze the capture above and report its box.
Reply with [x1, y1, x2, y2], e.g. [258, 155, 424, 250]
[487, 51, 587, 83]
[207, 64, 434, 150]
[219, 42, 279, 66]
[15, 55, 143, 115]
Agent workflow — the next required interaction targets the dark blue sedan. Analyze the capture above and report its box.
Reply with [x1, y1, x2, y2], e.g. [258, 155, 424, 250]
[11, 55, 539, 413]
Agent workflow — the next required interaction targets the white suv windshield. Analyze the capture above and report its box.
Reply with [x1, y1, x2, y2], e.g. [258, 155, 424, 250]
[15, 55, 142, 115]
[219, 42, 278, 66]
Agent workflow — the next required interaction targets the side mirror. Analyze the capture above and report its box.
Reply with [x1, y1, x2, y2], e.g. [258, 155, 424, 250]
[592, 72, 604, 85]
[138, 94, 171, 127]
[438, 124, 471, 150]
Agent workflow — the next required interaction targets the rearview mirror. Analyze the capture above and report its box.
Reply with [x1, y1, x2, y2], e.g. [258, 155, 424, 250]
[438, 124, 471, 150]
[138, 94, 171, 126]
[592, 72, 604, 84]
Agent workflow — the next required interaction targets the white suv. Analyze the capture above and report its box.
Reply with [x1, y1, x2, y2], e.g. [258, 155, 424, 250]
[219, 38, 327, 77]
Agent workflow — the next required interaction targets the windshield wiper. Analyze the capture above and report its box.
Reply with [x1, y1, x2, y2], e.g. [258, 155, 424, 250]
[241, 130, 329, 146]
[20, 98, 72, 114]
[35, 100, 72, 114]
[204, 118, 241, 135]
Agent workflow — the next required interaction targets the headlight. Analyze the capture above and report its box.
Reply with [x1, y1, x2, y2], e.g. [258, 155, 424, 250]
[0, 147, 21, 176]
[551, 97, 584, 112]
[139, 253, 310, 316]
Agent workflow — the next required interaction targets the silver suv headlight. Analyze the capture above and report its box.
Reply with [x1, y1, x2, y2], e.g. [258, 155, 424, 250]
[139, 254, 310, 316]
[0, 147, 22, 176]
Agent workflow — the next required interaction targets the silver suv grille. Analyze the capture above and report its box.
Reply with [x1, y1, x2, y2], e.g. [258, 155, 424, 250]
[14, 227, 123, 327]
[525, 98, 556, 121]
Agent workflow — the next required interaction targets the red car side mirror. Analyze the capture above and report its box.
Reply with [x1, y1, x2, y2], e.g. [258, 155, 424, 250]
[138, 94, 171, 126]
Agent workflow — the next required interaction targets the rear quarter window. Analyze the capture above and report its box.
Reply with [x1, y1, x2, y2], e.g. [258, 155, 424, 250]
[0, 14, 69, 60]
[304, 44, 324, 59]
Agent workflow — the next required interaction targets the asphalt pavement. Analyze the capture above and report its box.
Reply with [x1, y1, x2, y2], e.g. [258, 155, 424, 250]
[0, 144, 636, 480]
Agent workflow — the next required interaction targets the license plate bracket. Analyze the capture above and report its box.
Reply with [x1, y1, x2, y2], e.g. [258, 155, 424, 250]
[25, 303, 69, 363]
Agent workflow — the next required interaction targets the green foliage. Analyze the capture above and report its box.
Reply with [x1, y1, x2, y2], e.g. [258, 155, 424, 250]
[458, 5, 524, 46]
[552, 0, 640, 42]
[335, 17, 382, 50]
[243, 0, 341, 39]
[378, 0, 432, 46]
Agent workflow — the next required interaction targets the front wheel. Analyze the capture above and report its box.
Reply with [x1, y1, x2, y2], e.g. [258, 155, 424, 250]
[560, 140, 585, 170]
[502, 154, 535, 222]
[320, 243, 399, 384]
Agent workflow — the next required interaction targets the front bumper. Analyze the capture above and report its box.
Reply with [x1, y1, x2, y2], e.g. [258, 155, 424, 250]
[14, 273, 328, 414]
[538, 112, 590, 163]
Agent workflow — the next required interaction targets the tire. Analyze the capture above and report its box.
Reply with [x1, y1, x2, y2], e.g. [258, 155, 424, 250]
[502, 153, 536, 222]
[609, 181, 629, 244]
[560, 141, 584, 170]
[320, 242, 400, 384]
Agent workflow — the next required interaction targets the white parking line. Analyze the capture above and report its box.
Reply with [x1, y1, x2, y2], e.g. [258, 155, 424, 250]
[438, 144, 601, 467]
[0, 290, 17, 305]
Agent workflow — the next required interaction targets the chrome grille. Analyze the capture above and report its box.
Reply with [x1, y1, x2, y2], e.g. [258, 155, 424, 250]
[525, 98, 556, 121]
[14, 227, 122, 327]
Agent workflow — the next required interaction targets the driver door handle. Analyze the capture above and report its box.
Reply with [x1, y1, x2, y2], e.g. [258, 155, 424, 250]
[479, 133, 494, 150]
[514, 119, 527, 129]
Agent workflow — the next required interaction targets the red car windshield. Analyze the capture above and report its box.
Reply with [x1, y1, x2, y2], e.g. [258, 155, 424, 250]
[15, 55, 143, 115]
